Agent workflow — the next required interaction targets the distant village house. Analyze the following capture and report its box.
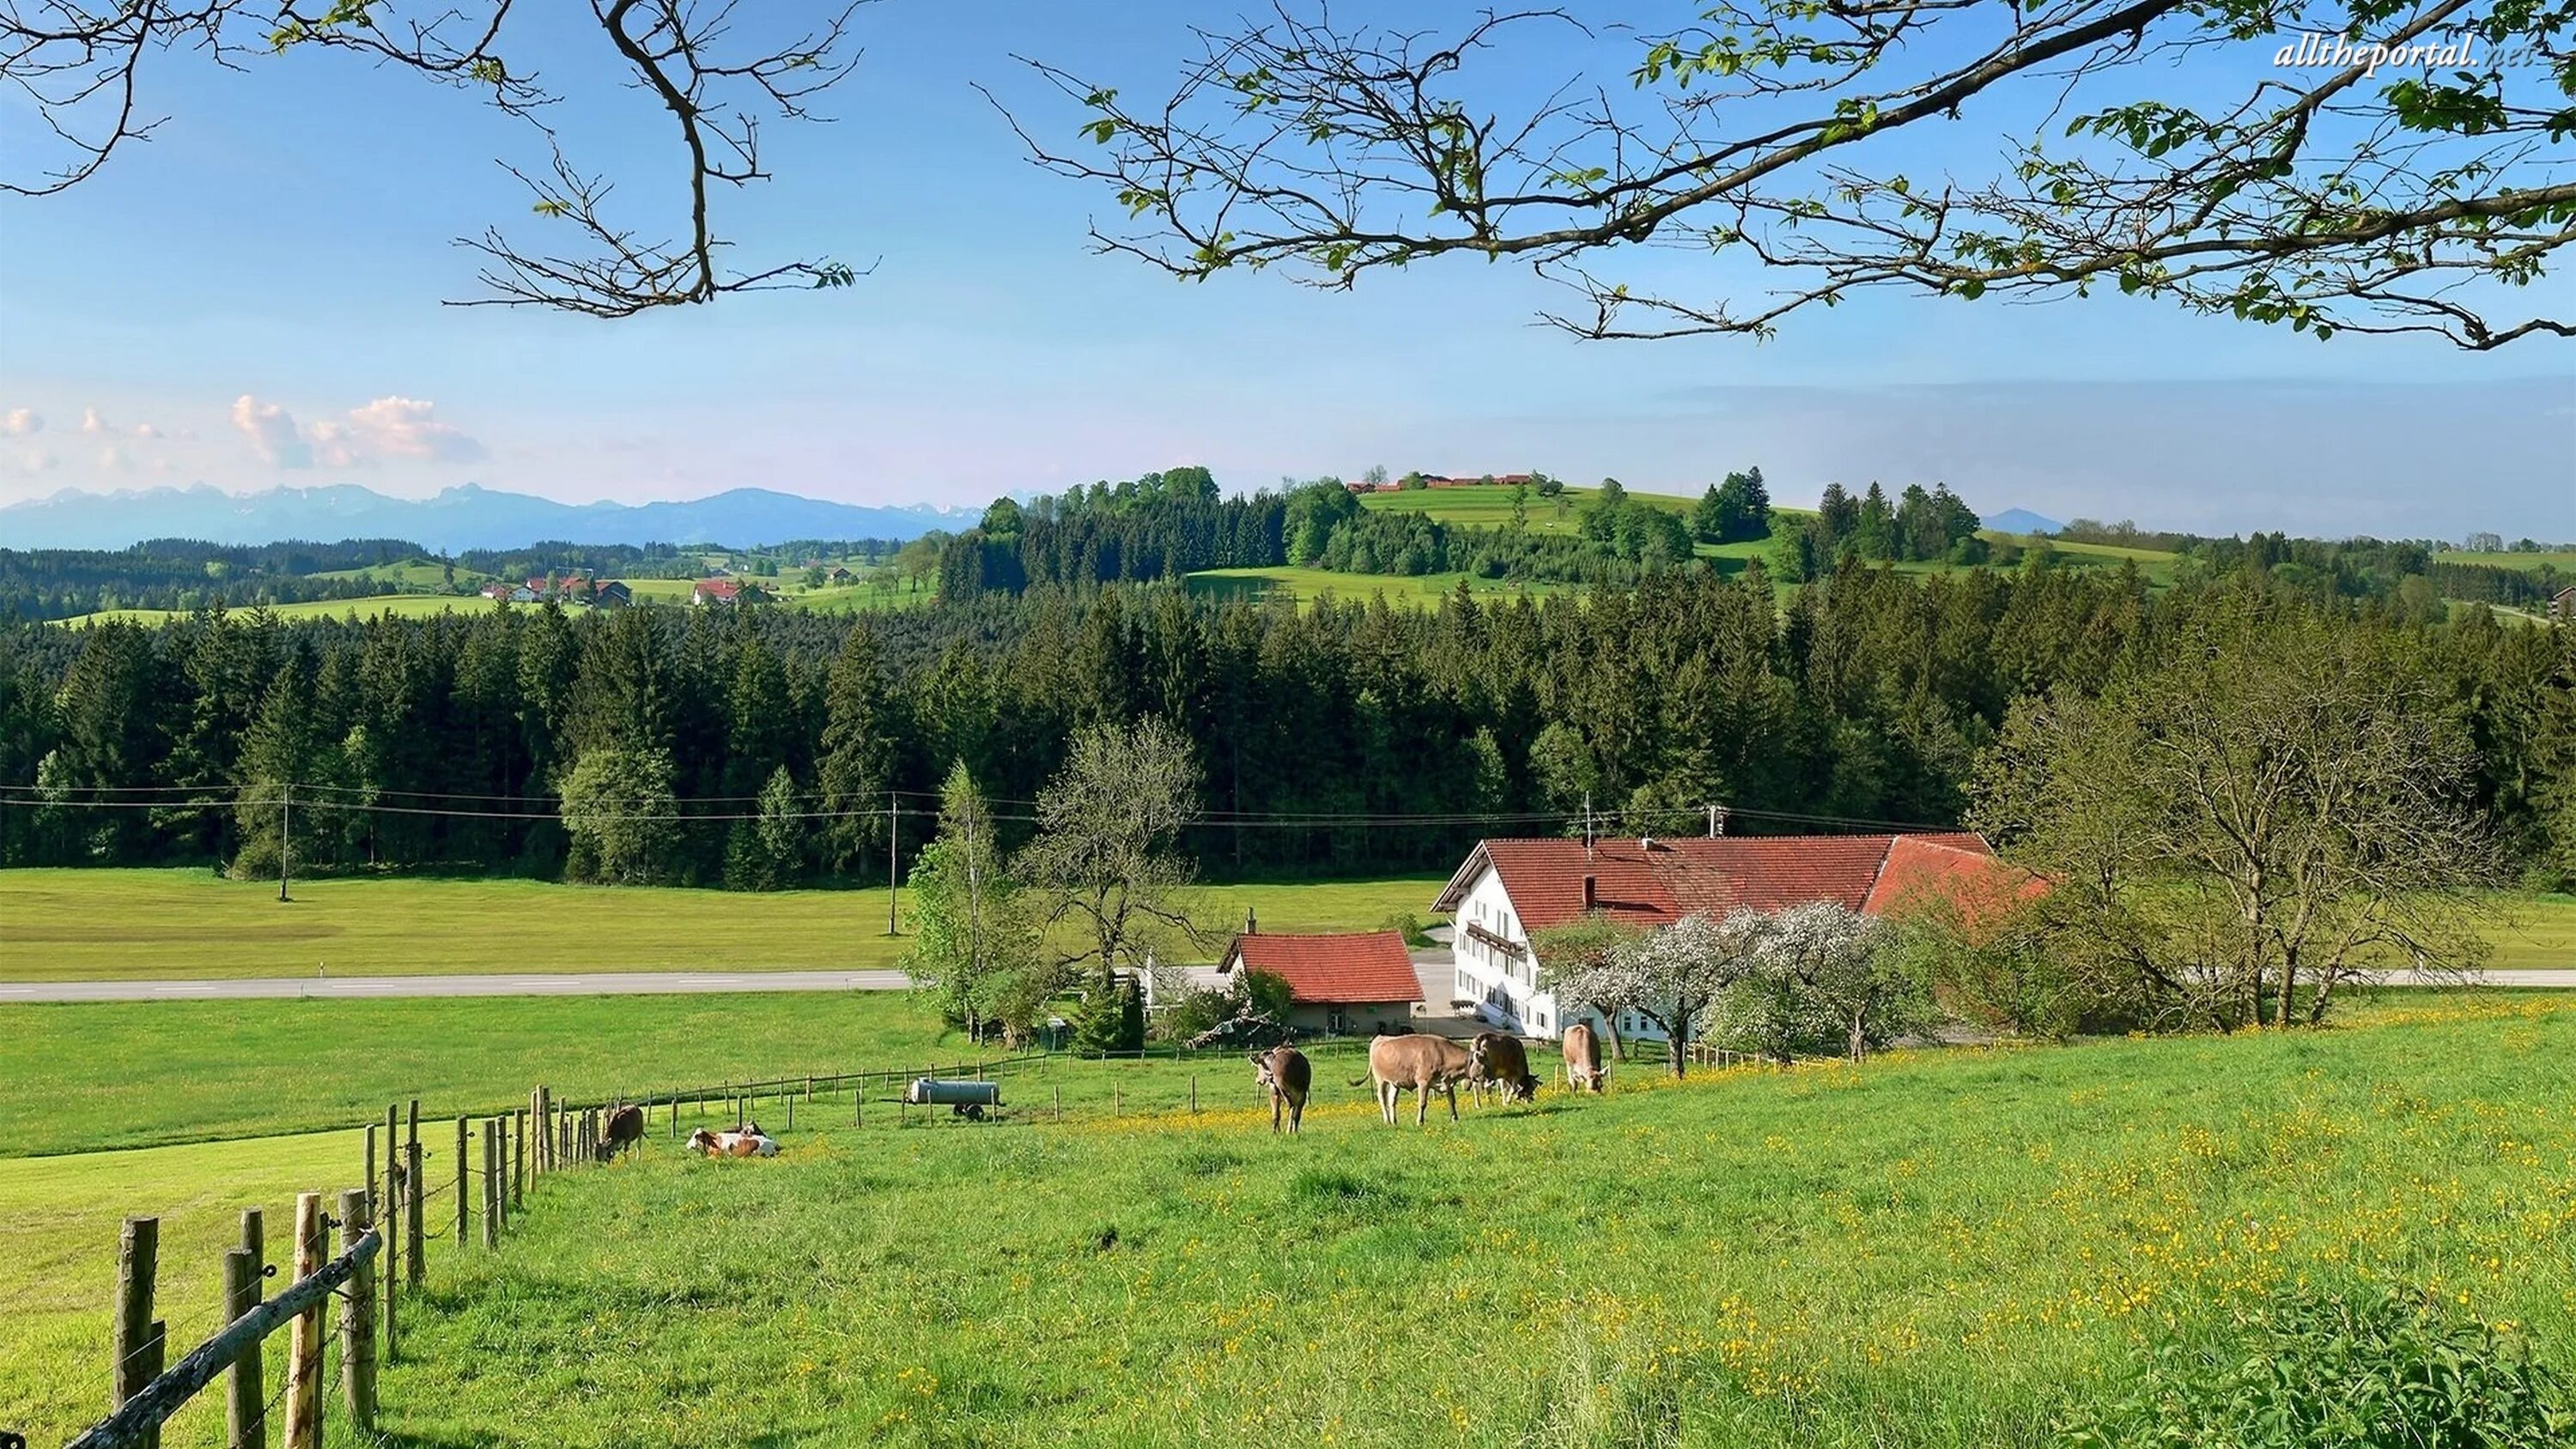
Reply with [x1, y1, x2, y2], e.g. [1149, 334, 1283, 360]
[1432, 833, 2035, 1040]
[1219, 928, 1425, 1035]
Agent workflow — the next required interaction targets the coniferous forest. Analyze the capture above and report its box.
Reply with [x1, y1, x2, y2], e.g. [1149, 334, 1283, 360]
[3, 552, 2568, 890]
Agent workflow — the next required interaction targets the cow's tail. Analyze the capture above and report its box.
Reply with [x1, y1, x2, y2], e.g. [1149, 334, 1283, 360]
[1346, 1075, 1373, 1088]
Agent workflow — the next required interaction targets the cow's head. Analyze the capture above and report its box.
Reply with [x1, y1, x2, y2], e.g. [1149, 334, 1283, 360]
[1250, 1051, 1278, 1090]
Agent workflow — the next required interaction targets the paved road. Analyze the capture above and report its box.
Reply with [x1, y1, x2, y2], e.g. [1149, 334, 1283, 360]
[0, 970, 913, 1002]
[0, 964, 2561, 1003]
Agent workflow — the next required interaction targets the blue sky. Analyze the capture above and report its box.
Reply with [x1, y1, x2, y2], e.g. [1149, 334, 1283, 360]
[0, 1, 2568, 538]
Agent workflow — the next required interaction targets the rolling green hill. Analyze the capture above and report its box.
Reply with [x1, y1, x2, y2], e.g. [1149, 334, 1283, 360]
[1163, 482, 2185, 608]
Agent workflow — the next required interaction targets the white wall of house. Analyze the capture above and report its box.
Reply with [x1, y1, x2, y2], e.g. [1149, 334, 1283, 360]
[1446, 864, 1671, 1045]
[1448, 868, 1562, 1037]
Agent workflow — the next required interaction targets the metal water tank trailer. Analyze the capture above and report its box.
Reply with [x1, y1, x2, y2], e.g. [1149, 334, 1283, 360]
[904, 1078, 1002, 1108]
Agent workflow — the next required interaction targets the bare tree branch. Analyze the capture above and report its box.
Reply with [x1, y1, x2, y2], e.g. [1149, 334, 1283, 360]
[1, 0, 874, 315]
[1002, 1, 2576, 349]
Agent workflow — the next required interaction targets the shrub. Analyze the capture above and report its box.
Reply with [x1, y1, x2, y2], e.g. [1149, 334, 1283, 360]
[2061, 1283, 2573, 1448]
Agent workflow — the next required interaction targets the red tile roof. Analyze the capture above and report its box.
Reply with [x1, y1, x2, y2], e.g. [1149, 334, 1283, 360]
[1224, 930, 1424, 1005]
[695, 578, 742, 601]
[1862, 834, 2047, 926]
[1431, 833, 2016, 932]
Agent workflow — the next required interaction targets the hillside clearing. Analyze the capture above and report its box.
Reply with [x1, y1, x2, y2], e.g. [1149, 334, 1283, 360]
[0, 869, 1444, 981]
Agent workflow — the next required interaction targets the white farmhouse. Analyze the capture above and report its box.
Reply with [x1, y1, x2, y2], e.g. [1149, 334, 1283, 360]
[1431, 832, 2021, 1040]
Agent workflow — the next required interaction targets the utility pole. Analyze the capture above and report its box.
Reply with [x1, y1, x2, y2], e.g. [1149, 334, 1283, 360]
[1706, 802, 1719, 838]
[1583, 791, 1594, 854]
[277, 781, 292, 902]
[885, 790, 899, 936]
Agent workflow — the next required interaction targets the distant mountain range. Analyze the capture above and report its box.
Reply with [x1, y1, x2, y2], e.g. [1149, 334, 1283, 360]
[0, 482, 970, 552]
[1986, 508, 2063, 537]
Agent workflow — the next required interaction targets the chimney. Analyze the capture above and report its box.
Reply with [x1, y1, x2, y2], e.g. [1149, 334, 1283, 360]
[1582, 875, 1597, 912]
[1243, 906, 1257, 936]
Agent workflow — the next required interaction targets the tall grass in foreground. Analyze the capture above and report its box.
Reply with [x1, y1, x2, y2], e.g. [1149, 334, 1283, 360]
[359, 1002, 2575, 1448]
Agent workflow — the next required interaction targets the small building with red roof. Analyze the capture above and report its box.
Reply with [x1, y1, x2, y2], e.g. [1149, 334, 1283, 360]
[1431, 832, 2036, 1038]
[691, 577, 743, 606]
[1220, 928, 1425, 1035]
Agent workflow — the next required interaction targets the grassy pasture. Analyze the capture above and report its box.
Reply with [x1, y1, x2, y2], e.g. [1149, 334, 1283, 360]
[0, 1129, 363, 1447]
[0, 991, 963, 1156]
[0, 868, 1446, 981]
[54, 592, 492, 627]
[306, 557, 489, 589]
[8, 998, 2555, 1448]
[1184, 566, 1578, 608]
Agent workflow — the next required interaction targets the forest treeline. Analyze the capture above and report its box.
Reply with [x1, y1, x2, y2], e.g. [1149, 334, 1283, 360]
[0, 535, 935, 621]
[3, 557, 2567, 889]
[2053, 523, 2570, 609]
[0, 537, 432, 621]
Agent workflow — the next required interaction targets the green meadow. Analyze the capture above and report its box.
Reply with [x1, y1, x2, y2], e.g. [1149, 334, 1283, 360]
[13, 997, 2567, 1447]
[0, 868, 1445, 981]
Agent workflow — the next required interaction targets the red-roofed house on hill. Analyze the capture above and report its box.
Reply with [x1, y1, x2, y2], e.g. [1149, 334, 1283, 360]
[691, 577, 742, 607]
[1220, 929, 1425, 1035]
[1431, 833, 2035, 1038]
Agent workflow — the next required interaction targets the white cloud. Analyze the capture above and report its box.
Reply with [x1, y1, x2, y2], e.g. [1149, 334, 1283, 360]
[337, 396, 486, 464]
[2, 409, 39, 436]
[230, 392, 483, 468]
[231, 394, 313, 468]
[16, 451, 58, 473]
[81, 406, 110, 434]
[132, 423, 162, 439]
[98, 445, 129, 470]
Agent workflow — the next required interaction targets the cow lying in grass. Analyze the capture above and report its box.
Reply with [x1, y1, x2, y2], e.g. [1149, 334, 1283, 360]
[684, 1126, 779, 1158]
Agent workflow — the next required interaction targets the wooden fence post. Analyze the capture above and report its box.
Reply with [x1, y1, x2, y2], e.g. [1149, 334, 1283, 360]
[403, 1137, 424, 1289]
[785, 1093, 793, 1133]
[283, 1193, 325, 1449]
[493, 1117, 508, 1231]
[1054, 1086, 1062, 1122]
[453, 1119, 469, 1248]
[143, 1320, 167, 1449]
[336, 1188, 374, 1430]
[1191, 1075, 1199, 1114]
[362, 1125, 377, 1218]
[229, 1210, 264, 1449]
[513, 1110, 526, 1208]
[482, 1119, 501, 1248]
[112, 1215, 157, 1440]
[381, 1105, 399, 1349]
[222, 1246, 262, 1449]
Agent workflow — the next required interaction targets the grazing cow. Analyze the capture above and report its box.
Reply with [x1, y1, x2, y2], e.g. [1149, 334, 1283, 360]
[596, 1102, 646, 1161]
[683, 1126, 778, 1158]
[1467, 1032, 1540, 1105]
[1251, 1046, 1312, 1135]
[1349, 1034, 1473, 1125]
[1562, 1022, 1607, 1094]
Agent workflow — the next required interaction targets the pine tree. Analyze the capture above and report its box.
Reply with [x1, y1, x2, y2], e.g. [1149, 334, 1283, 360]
[817, 619, 897, 878]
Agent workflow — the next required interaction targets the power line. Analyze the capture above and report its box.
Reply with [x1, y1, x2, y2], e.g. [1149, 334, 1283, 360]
[0, 788, 1960, 835]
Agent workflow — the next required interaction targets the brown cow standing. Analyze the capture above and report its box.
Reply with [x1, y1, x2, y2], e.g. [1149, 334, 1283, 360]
[1251, 1046, 1312, 1135]
[1467, 1032, 1540, 1104]
[596, 1103, 646, 1161]
[1562, 1022, 1607, 1094]
[1350, 1034, 1474, 1125]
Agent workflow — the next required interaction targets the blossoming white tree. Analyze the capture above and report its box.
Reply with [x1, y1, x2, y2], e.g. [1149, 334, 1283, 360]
[1545, 908, 1771, 1078]
[1757, 900, 1923, 1064]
